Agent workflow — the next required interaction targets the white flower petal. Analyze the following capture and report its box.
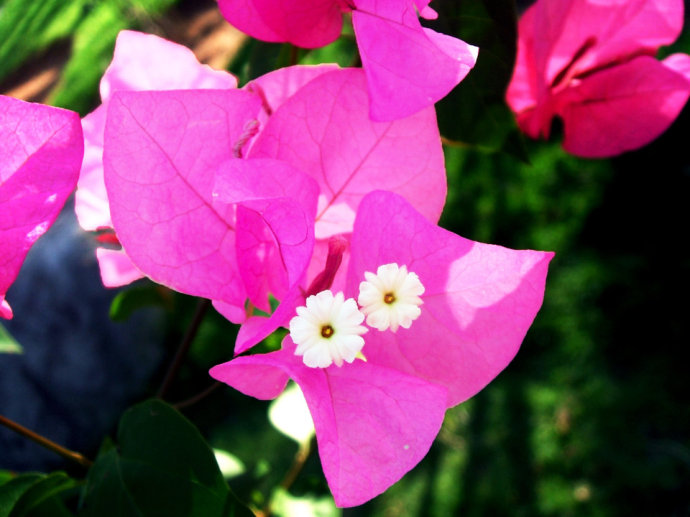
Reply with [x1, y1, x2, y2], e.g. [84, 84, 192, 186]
[290, 290, 368, 368]
[357, 263, 425, 332]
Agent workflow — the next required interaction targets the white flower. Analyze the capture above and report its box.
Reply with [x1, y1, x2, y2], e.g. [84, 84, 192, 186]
[290, 290, 368, 368]
[358, 263, 425, 332]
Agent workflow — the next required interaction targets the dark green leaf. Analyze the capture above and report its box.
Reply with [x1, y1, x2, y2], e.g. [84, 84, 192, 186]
[426, 0, 528, 158]
[109, 283, 170, 322]
[79, 400, 252, 517]
[21, 495, 75, 517]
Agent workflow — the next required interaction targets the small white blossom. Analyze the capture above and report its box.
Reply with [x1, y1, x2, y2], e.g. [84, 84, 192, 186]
[358, 263, 425, 332]
[290, 290, 368, 368]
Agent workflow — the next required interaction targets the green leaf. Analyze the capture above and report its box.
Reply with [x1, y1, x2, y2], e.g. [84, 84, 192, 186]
[49, 0, 177, 114]
[0, 323, 22, 354]
[79, 400, 253, 517]
[48, 1, 125, 114]
[0, 471, 15, 485]
[425, 0, 528, 158]
[109, 283, 170, 322]
[268, 383, 314, 447]
[0, 0, 86, 83]
[0, 472, 77, 517]
[0, 474, 43, 517]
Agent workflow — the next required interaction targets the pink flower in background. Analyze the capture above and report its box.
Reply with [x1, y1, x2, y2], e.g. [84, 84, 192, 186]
[211, 191, 554, 507]
[75, 30, 237, 287]
[217, 0, 478, 121]
[1, 96, 83, 319]
[507, 0, 690, 158]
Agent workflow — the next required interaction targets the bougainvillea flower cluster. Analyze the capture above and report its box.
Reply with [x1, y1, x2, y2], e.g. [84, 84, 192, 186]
[217, 0, 478, 121]
[507, 0, 690, 157]
[102, 60, 447, 327]
[98, 38, 553, 502]
[1, 96, 83, 319]
[211, 191, 553, 506]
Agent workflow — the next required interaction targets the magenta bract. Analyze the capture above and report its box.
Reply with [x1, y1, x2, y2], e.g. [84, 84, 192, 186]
[507, 0, 690, 157]
[211, 191, 553, 506]
[104, 89, 262, 316]
[1, 96, 83, 319]
[217, 0, 478, 121]
[75, 30, 237, 287]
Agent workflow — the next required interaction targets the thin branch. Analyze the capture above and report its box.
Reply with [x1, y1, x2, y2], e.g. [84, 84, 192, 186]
[260, 439, 315, 516]
[440, 135, 471, 148]
[0, 414, 93, 468]
[157, 298, 212, 399]
[289, 44, 299, 66]
[280, 440, 313, 490]
[173, 381, 223, 410]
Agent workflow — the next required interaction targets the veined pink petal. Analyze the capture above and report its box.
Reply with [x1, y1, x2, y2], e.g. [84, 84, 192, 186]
[210, 340, 447, 507]
[214, 158, 318, 313]
[95, 248, 145, 288]
[75, 31, 237, 287]
[76, 105, 111, 232]
[249, 68, 446, 239]
[557, 55, 690, 157]
[217, 0, 343, 48]
[100, 30, 237, 101]
[214, 157, 319, 351]
[1, 96, 83, 319]
[347, 191, 553, 407]
[236, 199, 314, 311]
[212, 299, 247, 325]
[103, 89, 262, 308]
[353, 0, 477, 121]
[245, 64, 340, 119]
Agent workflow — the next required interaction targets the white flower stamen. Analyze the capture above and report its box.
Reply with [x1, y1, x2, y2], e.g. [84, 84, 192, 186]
[358, 263, 425, 332]
[289, 290, 368, 368]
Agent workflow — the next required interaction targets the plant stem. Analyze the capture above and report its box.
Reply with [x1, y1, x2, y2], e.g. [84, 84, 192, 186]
[173, 381, 222, 410]
[280, 440, 313, 491]
[289, 44, 299, 66]
[156, 298, 211, 400]
[260, 439, 314, 516]
[0, 414, 93, 468]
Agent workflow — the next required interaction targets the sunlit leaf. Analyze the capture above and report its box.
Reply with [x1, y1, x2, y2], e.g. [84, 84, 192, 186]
[268, 382, 314, 447]
[0, 323, 22, 354]
[213, 449, 246, 480]
[270, 487, 339, 517]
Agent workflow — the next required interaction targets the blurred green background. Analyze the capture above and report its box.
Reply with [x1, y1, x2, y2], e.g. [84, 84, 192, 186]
[1, 0, 688, 515]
